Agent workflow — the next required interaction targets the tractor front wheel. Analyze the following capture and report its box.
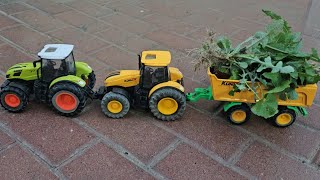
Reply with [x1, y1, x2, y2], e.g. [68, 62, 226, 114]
[0, 85, 28, 112]
[101, 92, 130, 118]
[149, 88, 186, 121]
[48, 83, 86, 117]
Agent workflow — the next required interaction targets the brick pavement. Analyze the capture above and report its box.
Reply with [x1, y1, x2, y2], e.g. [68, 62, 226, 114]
[0, 0, 320, 179]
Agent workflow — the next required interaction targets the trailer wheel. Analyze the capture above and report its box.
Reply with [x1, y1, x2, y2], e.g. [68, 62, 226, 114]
[226, 104, 251, 125]
[272, 107, 296, 128]
[0, 85, 28, 112]
[101, 92, 130, 119]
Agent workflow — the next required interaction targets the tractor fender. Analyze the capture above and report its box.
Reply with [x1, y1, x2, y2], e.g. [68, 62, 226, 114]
[148, 81, 184, 97]
[2, 80, 30, 94]
[49, 75, 86, 88]
[75, 62, 92, 77]
[223, 102, 243, 112]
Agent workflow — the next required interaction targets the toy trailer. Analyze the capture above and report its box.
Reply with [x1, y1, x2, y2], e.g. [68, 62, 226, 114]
[186, 68, 318, 127]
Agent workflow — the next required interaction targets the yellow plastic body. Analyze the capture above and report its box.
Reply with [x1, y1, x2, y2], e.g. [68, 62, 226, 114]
[105, 70, 140, 87]
[208, 68, 318, 107]
[148, 81, 184, 97]
[141, 51, 171, 67]
[169, 67, 183, 82]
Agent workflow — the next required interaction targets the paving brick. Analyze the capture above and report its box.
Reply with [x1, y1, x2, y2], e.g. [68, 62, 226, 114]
[145, 30, 199, 52]
[121, 36, 159, 53]
[140, 0, 187, 18]
[182, 11, 224, 27]
[79, 102, 176, 163]
[0, 14, 17, 29]
[0, 2, 32, 15]
[0, 130, 14, 149]
[297, 105, 320, 130]
[0, 44, 34, 72]
[0, 144, 57, 179]
[100, 13, 156, 35]
[163, 21, 197, 36]
[0, 25, 52, 53]
[92, 46, 137, 69]
[229, 18, 266, 41]
[313, 150, 320, 167]
[55, 10, 110, 33]
[241, 115, 320, 159]
[164, 107, 250, 160]
[155, 143, 245, 179]
[96, 27, 135, 46]
[73, 50, 107, 72]
[105, 1, 151, 18]
[13, 10, 66, 33]
[66, 0, 113, 18]
[1, 103, 94, 164]
[142, 14, 178, 27]
[49, 27, 109, 54]
[25, 0, 70, 15]
[236, 142, 320, 179]
[62, 143, 153, 179]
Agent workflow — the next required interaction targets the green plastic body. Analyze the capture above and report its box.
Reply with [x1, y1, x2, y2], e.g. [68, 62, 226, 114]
[186, 86, 213, 102]
[49, 75, 86, 88]
[5, 61, 92, 83]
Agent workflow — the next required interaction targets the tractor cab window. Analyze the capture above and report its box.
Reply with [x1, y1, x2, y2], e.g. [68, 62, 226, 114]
[64, 53, 76, 75]
[141, 66, 169, 89]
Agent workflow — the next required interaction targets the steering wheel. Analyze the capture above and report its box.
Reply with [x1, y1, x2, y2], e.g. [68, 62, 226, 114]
[48, 60, 56, 66]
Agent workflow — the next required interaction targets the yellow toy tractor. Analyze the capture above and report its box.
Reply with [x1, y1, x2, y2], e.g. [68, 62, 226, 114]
[97, 51, 186, 121]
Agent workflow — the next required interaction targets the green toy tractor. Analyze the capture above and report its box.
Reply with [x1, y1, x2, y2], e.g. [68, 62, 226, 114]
[0, 44, 96, 116]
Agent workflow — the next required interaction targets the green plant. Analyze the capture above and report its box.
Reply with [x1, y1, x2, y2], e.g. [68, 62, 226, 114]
[189, 10, 320, 118]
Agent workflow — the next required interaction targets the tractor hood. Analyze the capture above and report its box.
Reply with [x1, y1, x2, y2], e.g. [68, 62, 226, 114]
[6, 62, 40, 81]
[104, 70, 140, 88]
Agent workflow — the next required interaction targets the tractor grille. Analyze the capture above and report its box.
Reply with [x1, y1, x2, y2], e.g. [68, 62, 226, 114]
[106, 71, 120, 79]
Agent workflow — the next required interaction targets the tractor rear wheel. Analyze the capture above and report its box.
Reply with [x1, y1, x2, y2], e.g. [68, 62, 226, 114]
[149, 88, 186, 121]
[0, 85, 28, 112]
[87, 71, 96, 89]
[101, 92, 130, 118]
[48, 83, 86, 117]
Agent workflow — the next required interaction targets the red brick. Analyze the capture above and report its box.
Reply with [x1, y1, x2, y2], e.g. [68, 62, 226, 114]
[0, 14, 17, 29]
[163, 21, 197, 35]
[236, 142, 320, 179]
[142, 14, 177, 27]
[54, 10, 110, 33]
[155, 143, 245, 179]
[1, 25, 52, 53]
[73, 50, 107, 72]
[297, 105, 320, 130]
[140, 0, 187, 18]
[182, 11, 223, 27]
[313, 150, 320, 167]
[122, 36, 159, 53]
[241, 115, 320, 159]
[105, 1, 151, 18]
[25, 0, 70, 15]
[49, 27, 109, 54]
[164, 107, 250, 160]
[145, 30, 199, 52]
[0, 130, 14, 149]
[100, 13, 156, 35]
[62, 143, 153, 179]
[96, 27, 135, 45]
[92, 46, 137, 69]
[0, 2, 31, 15]
[79, 102, 176, 163]
[0, 145, 57, 179]
[66, 0, 113, 18]
[1, 103, 94, 164]
[13, 10, 66, 33]
[0, 44, 34, 72]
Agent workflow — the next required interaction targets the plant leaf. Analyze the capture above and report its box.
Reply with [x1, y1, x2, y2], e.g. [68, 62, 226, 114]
[251, 94, 279, 118]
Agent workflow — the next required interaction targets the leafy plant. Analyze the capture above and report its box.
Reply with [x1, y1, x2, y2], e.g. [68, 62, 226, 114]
[189, 10, 320, 118]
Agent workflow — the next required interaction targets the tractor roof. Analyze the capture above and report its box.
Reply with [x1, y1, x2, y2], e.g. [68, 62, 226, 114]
[38, 44, 74, 60]
[141, 51, 171, 67]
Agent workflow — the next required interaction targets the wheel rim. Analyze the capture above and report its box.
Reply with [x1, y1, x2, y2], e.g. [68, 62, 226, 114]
[231, 110, 247, 123]
[55, 92, 78, 111]
[107, 100, 123, 113]
[4, 93, 21, 108]
[276, 113, 292, 126]
[157, 97, 178, 115]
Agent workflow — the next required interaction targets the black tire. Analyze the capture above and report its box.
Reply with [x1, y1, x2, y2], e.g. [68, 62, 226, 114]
[226, 104, 251, 125]
[0, 85, 28, 112]
[149, 88, 186, 121]
[87, 71, 96, 89]
[48, 83, 86, 117]
[271, 107, 296, 128]
[101, 92, 130, 118]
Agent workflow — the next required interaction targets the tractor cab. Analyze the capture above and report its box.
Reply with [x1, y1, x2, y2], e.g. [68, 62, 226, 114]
[36, 44, 76, 82]
[138, 51, 170, 89]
